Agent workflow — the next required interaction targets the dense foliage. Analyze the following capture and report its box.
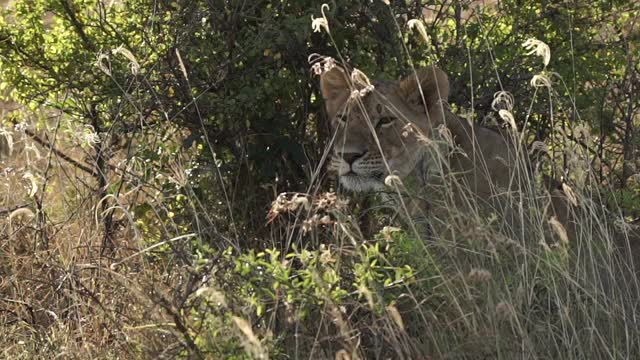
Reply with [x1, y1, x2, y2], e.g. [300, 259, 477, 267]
[1, 0, 639, 358]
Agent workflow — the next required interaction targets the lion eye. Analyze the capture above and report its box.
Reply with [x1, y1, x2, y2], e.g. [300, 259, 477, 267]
[377, 117, 396, 128]
[335, 113, 347, 124]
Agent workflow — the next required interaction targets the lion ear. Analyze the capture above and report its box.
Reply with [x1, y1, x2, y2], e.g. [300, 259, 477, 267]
[398, 66, 449, 113]
[320, 67, 350, 114]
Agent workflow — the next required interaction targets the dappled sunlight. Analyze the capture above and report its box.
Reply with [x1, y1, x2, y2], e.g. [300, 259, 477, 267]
[1, 0, 639, 358]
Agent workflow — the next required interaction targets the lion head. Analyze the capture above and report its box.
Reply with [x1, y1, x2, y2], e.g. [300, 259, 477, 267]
[320, 65, 450, 192]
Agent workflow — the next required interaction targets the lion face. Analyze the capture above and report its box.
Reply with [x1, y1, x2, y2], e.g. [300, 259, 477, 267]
[320, 66, 450, 192]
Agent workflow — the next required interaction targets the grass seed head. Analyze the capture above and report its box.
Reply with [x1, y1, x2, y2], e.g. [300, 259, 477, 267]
[523, 38, 551, 67]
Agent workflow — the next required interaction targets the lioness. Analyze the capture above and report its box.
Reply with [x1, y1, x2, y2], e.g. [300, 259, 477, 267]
[319, 64, 640, 277]
[320, 65, 519, 203]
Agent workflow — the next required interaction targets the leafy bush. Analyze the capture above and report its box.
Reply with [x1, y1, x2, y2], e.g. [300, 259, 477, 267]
[1, 0, 639, 358]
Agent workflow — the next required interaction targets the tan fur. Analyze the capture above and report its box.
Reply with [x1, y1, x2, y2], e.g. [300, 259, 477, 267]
[320, 65, 640, 279]
[320, 65, 516, 197]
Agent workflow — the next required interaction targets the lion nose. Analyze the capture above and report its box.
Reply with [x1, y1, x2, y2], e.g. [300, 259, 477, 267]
[340, 151, 366, 165]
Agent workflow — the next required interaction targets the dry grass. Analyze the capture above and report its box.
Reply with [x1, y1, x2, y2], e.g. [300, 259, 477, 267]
[2, 81, 640, 359]
[1, 3, 640, 359]
[0, 110, 211, 358]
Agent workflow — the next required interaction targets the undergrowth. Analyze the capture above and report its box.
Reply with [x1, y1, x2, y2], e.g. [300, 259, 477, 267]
[1, 1, 639, 359]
